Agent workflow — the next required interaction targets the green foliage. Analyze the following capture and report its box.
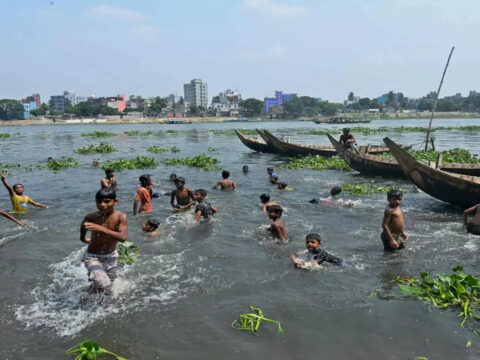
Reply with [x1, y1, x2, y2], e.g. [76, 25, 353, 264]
[147, 146, 169, 154]
[283, 96, 343, 117]
[118, 241, 141, 265]
[394, 266, 480, 332]
[65, 340, 127, 360]
[0, 133, 11, 138]
[101, 157, 157, 170]
[46, 157, 80, 170]
[123, 130, 139, 136]
[208, 147, 217, 152]
[161, 154, 219, 170]
[0, 99, 25, 120]
[170, 146, 180, 153]
[232, 305, 284, 334]
[75, 143, 115, 154]
[239, 98, 264, 117]
[166, 130, 180, 135]
[81, 131, 116, 137]
[341, 183, 400, 196]
[298, 126, 480, 136]
[69, 101, 121, 117]
[280, 155, 351, 171]
[381, 148, 480, 164]
[212, 129, 259, 136]
[297, 129, 342, 136]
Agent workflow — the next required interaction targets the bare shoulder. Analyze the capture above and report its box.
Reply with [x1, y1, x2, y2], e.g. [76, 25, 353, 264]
[114, 210, 128, 221]
[84, 211, 100, 221]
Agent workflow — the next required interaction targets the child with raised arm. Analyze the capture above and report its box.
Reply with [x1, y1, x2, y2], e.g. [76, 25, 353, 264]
[267, 205, 288, 243]
[290, 233, 342, 268]
[0, 209, 28, 226]
[1, 172, 47, 213]
[101, 169, 117, 191]
[170, 177, 195, 211]
[193, 189, 217, 222]
[381, 189, 408, 250]
[463, 203, 480, 235]
[133, 174, 153, 216]
[212, 170, 236, 190]
[80, 189, 128, 293]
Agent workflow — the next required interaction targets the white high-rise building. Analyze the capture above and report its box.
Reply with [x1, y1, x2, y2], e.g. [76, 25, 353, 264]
[183, 79, 208, 109]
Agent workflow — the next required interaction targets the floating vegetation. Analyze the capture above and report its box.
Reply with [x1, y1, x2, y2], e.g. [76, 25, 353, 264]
[341, 183, 400, 196]
[0, 133, 11, 138]
[46, 157, 81, 170]
[213, 129, 259, 136]
[298, 129, 341, 136]
[81, 131, 116, 137]
[101, 157, 157, 170]
[118, 241, 141, 265]
[394, 266, 480, 332]
[208, 147, 217, 152]
[75, 143, 115, 154]
[380, 148, 480, 164]
[280, 155, 351, 171]
[161, 154, 219, 170]
[147, 146, 169, 154]
[170, 146, 180, 153]
[66, 340, 127, 360]
[232, 305, 284, 335]
[166, 130, 180, 135]
[123, 130, 140, 136]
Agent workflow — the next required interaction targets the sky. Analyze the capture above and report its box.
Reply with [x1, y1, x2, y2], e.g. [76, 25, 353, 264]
[1, 0, 479, 103]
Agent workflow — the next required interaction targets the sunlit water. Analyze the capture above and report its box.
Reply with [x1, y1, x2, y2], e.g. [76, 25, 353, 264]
[1, 119, 480, 359]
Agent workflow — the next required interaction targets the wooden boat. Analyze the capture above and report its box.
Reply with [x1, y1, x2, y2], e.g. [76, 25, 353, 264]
[234, 130, 275, 153]
[257, 129, 393, 157]
[384, 137, 480, 208]
[328, 134, 480, 178]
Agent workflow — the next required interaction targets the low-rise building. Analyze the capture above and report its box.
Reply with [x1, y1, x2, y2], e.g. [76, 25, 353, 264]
[22, 93, 41, 108]
[23, 101, 36, 119]
[264, 90, 296, 114]
[211, 89, 242, 116]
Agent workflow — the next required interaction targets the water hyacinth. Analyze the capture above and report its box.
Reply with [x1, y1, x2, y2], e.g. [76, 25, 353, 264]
[380, 148, 480, 164]
[117, 241, 140, 265]
[47, 157, 81, 171]
[298, 125, 480, 136]
[81, 131, 116, 137]
[232, 305, 284, 335]
[101, 157, 157, 170]
[341, 183, 401, 196]
[74, 143, 115, 154]
[65, 340, 128, 360]
[147, 146, 169, 154]
[0, 133, 11, 138]
[161, 154, 219, 170]
[280, 155, 351, 171]
[213, 129, 260, 136]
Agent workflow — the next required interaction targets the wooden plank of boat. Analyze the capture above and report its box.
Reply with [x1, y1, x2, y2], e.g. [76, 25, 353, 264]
[234, 130, 274, 153]
[384, 137, 480, 208]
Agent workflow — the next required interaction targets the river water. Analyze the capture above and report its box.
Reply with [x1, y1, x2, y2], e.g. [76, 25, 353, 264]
[1, 119, 480, 359]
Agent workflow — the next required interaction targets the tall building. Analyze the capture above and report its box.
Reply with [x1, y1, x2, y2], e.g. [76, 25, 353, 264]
[183, 79, 208, 109]
[264, 90, 296, 114]
[22, 93, 41, 108]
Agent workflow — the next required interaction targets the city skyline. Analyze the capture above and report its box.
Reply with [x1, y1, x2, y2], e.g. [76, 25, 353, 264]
[1, 1, 480, 102]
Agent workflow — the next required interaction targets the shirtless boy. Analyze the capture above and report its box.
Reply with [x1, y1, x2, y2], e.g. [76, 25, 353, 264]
[463, 203, 480, 235]
[381, 189, 408, 250]
[212, 170, 236, 190]
[193, 189, 217, 222]
[101, 169, 117, 191]
[1, 172, 48, 213]
[80, 189, 128, 293]
[0, 209, 28, 226]
[260, 193, 276, 213]
[142, 219, 162, 237]
[170, 177, 195, 211]
[267, 204, 288, 243]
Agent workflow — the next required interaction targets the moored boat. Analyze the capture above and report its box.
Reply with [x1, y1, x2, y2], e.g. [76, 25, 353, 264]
[234, 130, 275, 153]
[384, 137, 480, 208]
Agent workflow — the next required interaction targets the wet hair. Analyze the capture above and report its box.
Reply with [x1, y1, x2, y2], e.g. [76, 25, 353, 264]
[105, 169, 114, 175]
[277, 182, 287, 189]
[243, 165, 248, 169]
[13, 183, 23, 191]
[194, 189, 207, 197]
[222, 170, 230, 179]
[96, 188, 117, 200]
[343, 127, 350, 133]
[139, 174, 151, 187]
[267, 167, 274, 172]
[387, 189, 403, 200]
[260, 193, 270, 203]
[309, 198, 319, 204]
[170, 173, 177, 179]
[306, 233, 322, 244]
[267, 204, 283, 215]
[330, 186, 342, 196]
[147, 219, 160, 230]
[174, 176, 185, 184]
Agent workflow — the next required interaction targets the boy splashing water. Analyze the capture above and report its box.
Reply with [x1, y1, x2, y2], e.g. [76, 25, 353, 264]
[194, 189, 217, 222]
[1, 172, 48, 213]
[290, 233, 342, 268]
[80, 189, 128, 293]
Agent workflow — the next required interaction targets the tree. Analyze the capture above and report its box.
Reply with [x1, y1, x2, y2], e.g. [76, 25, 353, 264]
[348, 92, 354, 102]
[358, 97, 371, 109]
[318, 101, 342, 116]
[239, 98, 263, 117]
[30, 103, 48, 116]
[0, 99, 25, 120]
[386, 91, 395, 108]
[147, 97, 166, 116]
[283, 96, 303, 117]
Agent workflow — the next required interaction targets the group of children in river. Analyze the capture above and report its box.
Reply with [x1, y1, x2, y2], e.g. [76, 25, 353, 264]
[3, 154, 480, 294]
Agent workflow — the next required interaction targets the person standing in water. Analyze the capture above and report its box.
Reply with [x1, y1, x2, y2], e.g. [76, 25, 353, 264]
[101, 169, 117, 191]
[170, 177, 195, 211]
[80, 189, 128, 293]
[212, 170, 236, 190]
[267, 205, 288, 243]
[133, 174, 153, 216]
[381, 189, 408, 250]
[1, 173, 48, 213]
[463, 203, 480, 235]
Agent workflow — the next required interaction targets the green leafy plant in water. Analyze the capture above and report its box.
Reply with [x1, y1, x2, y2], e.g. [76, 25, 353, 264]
[341, 182, 402, 196]
[393, 266, 480, 332]
[0, 133, 11, 138]
[208, 147, 217, 152]
[101, 156, 157, 170]
[147, 146, 169, 154]
[123, 130, 139, 136]
[170, 146, 180, 153]
[232, 305, 284, 334]
[65, 340, 128, 360]
[380, 148, 480, 164]
[161, 154, 219, 170]
[46, 157, 81, 170]
[213, 129, 259, 136]
[117, 241, 141, 265]
[166, 130, 179, 135]
[280, 155, 351, 171]
[81, 131, 116, 137]
[75, 143, 115, 154]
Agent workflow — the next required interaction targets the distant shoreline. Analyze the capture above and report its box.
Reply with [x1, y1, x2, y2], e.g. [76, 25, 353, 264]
[1, 112, 479, 127]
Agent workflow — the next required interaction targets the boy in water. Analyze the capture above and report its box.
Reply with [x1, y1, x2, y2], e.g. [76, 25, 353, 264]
[381, 189, 408, 250]
[193, 189, 217, 221]
[267, 167, 278, 181]
[1, 172, 48, 213]
[80, 188, 128, 293]
[169, 173, 177, 182]
[463, 203, 480, 235]
[270, 175, 279, 185]
[133, 174, 153, 216]
[0, 209, 28, 226]
[310, 186, 354, 207]
[142, 219, 161, 237]
[290, 233, 342, 268]
[212, 170, 237, 190]
[267, 204, 288, 243]
[277, 182, 294, 190]
[101, 169, 117, 191]
[170, 177, 195, 211]
[242, 165, 249, 173]
[260, 193, 276, 213]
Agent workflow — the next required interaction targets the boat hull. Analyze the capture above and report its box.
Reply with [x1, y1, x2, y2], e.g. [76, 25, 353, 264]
[235, 130, 274, 153]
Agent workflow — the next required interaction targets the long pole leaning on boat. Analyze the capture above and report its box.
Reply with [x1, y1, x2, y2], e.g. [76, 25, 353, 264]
[424, 46, 455, 151]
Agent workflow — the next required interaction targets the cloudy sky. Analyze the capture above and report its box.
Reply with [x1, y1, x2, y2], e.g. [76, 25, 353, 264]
[1, 0, 479, 102]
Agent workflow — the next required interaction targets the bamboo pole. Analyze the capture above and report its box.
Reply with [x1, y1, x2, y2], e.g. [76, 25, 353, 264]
[425, 46, 455, 151]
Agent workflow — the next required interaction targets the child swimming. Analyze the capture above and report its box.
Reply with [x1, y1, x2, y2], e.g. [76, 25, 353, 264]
[242, 165, 249, 173]
[463, 203, 480, 235]
[309, 186, 354, 207]
[1, 172, 48, 213]
[212, 170, 236, 190]
[260, 193, 276, 213]
[290, 233, 343, 268]
[142, 219, 161, 237]
[267, 205, 288, 243]
[193, 189, 217, 222]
